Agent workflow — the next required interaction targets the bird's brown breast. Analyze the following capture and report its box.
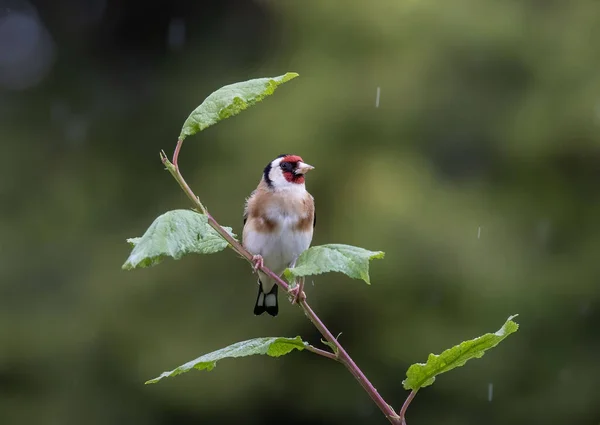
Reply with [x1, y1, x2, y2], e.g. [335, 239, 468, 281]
[245, 187, 314, 234]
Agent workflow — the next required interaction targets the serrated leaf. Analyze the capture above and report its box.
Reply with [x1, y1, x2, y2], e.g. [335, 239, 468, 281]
[179, 72, 299, 140]
[402, 315, 520, 391]
[127, 237, 141, 246]
[146, 336, 305, 384]
[283, 244, 384, 284]
[122, 209, 236, 270]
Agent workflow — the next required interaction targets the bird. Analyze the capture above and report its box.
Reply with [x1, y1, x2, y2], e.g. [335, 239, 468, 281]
[242, 154, 315, 316]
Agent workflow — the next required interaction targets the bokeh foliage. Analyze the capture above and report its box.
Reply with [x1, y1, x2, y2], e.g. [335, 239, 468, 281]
[1, 0, 599, 424]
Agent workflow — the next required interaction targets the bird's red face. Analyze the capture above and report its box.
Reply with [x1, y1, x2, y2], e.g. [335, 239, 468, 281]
[279, 155, 308, 184]
[264, 154, 314, 189]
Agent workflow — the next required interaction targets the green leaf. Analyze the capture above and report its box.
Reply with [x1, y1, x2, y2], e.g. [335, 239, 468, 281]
[179, 72, 299, 140]
[283, 244, 385, 284]
[146, 336, 306, 384]
[122, 209, 236, 270]
[402, 315, 520, 391]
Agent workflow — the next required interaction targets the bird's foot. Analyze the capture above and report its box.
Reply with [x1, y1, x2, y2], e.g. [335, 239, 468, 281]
[288, 278, 306, 304]
[251, 255, 264, 273]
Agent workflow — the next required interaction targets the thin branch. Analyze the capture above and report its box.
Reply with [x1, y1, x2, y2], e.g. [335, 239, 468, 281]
[305, 344, 338, 360]
[399, 390, 417, 424]
[161, 150, 207, 217]
[300, 300, 401, 423]
[172, 138, 184, 168]
[160, 143, 402, 424]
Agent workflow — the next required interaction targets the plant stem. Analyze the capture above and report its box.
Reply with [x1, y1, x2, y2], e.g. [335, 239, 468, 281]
[399, 390, 417, 425]
[173, 139, 184, 167]
[301, 300, 401, 423]
[305, 344, 339, 360]
[160, 143, 403, 424]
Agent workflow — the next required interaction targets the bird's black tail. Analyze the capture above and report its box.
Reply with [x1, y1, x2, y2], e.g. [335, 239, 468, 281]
[254, 280, 278, 317]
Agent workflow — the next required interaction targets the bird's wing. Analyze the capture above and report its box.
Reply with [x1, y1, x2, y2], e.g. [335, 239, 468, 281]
[310, 193, 316, 228]
[243, 190, 256, 227]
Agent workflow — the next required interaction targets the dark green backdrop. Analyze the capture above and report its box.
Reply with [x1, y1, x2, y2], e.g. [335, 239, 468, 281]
[2, 0, 599, 424]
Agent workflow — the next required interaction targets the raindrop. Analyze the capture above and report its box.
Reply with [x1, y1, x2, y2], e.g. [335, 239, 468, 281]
[487, 382, 493, 401]
[477, 226, 481, 239]
[375, 86, 381, 108]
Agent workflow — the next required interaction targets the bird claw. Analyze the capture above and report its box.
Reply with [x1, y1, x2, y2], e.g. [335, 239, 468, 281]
[288, 278, 306, 304]
[251, 255, 264, 273]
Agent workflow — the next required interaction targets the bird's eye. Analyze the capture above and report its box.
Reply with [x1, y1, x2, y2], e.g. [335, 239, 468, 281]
[280, 162, 293, 172]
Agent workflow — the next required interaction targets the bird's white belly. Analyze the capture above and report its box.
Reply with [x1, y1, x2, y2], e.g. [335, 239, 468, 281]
[245, 218, 312, 275]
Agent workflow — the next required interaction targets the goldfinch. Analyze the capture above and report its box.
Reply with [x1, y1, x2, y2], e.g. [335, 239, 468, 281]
[242, 154, 315, 316]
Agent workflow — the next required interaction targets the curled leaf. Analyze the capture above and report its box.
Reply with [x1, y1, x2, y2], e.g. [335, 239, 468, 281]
[180, 73, 299, 140]
[146, 336, 306, 384]
[402, 315, 520, 391]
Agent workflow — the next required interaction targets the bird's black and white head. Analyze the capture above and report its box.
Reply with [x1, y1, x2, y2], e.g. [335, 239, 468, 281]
[263, 154, 314, 190]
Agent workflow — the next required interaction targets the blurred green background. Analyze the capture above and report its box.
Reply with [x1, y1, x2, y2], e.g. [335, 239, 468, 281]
[2, 0, 600, 424]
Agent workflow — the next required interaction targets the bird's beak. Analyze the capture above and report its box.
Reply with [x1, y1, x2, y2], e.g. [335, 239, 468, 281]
[295, 162, 315, 175]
